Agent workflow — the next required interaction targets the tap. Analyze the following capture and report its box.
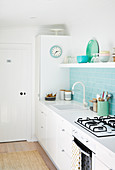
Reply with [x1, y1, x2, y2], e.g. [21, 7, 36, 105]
[72, 81, 88, 107]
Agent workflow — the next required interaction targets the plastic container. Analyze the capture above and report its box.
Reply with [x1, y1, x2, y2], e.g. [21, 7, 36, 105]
[97, 101, 109, 116]
[77, 55, 88, 63]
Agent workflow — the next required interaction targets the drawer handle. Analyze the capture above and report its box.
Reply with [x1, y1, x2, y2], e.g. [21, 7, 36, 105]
[62, 129, 65, 131]
[41, 126, 43, 128]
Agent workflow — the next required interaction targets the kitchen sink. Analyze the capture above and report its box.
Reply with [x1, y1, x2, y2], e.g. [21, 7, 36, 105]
[51, 104, 83, 110]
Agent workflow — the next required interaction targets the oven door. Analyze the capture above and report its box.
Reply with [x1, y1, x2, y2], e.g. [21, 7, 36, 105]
[72, 137, 92, 170]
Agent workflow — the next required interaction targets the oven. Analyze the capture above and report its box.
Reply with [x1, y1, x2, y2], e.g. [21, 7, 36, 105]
[72, 126, 95, 170]
[72, 137, 92, 170]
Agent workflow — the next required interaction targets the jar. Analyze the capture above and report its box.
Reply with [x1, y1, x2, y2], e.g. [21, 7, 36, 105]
[112, 48, 115, 62]
[93, 101, 97, 112]
[64, 90, 71, 101]
[59, 89, 65, 100]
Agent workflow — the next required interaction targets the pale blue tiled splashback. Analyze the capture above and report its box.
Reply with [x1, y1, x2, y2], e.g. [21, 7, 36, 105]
[70, 68, 115, 115]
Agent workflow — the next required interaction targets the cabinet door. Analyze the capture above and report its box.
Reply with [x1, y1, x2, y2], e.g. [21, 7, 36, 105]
[94, 157, 110, 170]
[39, 111, 47, 148]
[56, 118, 72, 170]
[47, 110, 57, 162]
[35, 103, 47, 149]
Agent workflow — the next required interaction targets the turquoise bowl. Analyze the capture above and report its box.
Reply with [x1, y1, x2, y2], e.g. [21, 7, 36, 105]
[77, 55, 88, 63]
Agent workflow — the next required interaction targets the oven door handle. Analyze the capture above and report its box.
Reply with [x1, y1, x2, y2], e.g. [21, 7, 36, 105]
[80, 149, 90, 157]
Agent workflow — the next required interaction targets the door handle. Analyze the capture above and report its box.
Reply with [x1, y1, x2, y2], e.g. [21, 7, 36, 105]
[20, 92, 26, 95]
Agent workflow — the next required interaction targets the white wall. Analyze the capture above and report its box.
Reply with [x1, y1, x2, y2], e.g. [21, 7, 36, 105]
[67, 0, 115, 56]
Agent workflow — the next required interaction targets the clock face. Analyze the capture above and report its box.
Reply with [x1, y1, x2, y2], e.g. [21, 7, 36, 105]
[50, 45, 62, 58]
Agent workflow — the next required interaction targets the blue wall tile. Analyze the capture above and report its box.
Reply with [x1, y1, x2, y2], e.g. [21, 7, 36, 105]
[70, 68, 115, 115]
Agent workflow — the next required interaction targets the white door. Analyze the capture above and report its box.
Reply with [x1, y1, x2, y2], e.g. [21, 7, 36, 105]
[0, 44, 31, 142]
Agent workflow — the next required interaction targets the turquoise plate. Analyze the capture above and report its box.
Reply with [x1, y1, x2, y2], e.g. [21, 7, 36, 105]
[86, 39, 99, 62]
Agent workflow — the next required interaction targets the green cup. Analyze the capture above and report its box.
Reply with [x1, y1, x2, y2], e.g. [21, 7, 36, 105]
[97, 101, 109, 116]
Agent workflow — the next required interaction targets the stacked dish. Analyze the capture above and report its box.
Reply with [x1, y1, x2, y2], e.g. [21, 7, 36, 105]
[99, 51, 110, 62]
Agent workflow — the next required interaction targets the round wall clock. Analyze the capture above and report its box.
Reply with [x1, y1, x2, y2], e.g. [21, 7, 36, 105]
[50, 45, 62, 58]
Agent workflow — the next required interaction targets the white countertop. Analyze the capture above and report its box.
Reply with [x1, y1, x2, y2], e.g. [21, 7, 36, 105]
[40, 100, 115, 156]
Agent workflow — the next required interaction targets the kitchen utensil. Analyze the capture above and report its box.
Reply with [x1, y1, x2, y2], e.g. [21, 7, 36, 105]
[77, 55, 88, 63]
[86, 38, 99, 62]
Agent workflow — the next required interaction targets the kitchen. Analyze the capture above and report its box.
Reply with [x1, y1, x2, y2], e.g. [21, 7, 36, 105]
[0, 0, 115, 169]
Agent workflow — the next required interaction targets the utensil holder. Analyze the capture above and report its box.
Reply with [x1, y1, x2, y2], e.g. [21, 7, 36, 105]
[97, 101, 109, 116]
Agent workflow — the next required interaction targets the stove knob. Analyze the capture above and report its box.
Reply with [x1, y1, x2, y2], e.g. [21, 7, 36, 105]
[82, 137, 89, 143]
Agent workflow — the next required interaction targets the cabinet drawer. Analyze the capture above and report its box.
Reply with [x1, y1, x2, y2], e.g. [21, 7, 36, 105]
[38, 103, 48, 115]
[57, 145, 71, 170]
[58, 119, 72, 135]
[58, 130, 73, 156]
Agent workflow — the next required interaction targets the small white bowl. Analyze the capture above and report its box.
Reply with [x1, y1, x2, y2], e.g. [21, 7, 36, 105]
[99, 55, 110, 62]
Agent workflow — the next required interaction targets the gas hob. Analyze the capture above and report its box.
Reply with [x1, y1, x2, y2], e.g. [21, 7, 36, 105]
[75, 115, 115, 137]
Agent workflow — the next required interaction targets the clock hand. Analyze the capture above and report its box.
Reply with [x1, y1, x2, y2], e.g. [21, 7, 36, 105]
[55, 51, 58, 54]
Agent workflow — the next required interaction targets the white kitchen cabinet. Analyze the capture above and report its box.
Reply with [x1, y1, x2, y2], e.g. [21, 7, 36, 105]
[94, 157, 110, 170]
[35, 102, 73, 169]
[35, 35, 71, 101]
[35, 102, 58, 163]
[57, 145, 71, 170]
[47, 109, 58, 163]
[95, 142, 115, 170]
[56, 117, 73, 170]
[35, 102, 47, 149]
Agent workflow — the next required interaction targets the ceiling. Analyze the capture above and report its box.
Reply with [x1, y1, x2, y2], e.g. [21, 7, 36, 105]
[0, 0, 72, 27]
[0, 0, 115, 28]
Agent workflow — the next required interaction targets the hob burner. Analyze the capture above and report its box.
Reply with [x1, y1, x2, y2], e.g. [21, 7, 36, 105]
[75, 115, 115, 137]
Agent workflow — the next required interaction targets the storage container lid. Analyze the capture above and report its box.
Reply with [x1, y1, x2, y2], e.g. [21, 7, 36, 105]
[65, 90, 71, 92]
